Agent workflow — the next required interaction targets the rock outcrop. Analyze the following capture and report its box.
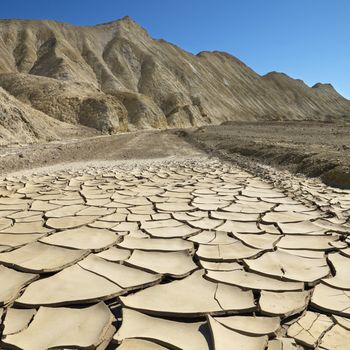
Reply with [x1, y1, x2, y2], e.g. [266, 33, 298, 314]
[0, 86, 97, 145]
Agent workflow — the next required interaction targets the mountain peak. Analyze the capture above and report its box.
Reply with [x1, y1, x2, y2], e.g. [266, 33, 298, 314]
[96, 16, 148, 36]
[119, 15, 137, 24]
[312, 82, 335, 90]
[97, 16, 134, 26]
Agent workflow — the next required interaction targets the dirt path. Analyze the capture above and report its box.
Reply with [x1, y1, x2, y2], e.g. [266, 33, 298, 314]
[1, 121, 349, 189]
[0, 130, 203, 175]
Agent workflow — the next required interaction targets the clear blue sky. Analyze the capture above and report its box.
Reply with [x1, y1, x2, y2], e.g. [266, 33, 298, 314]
[1, 0, 349, 98]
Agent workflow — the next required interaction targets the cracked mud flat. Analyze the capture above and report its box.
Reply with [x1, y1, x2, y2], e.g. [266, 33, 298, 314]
[0, 156, 349, 349]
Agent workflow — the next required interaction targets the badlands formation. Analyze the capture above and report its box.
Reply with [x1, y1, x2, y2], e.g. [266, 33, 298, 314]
[0, 17, 349, 144]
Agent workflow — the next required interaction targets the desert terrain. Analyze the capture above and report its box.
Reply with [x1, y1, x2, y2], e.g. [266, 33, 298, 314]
[0, 15, 349, 350]
[1, 120, 349, 189]
[0, 126, 349, 349]
[183, 120, 350, 189]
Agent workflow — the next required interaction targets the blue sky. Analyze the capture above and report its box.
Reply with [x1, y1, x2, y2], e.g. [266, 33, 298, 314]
[1, 0, 349, 98]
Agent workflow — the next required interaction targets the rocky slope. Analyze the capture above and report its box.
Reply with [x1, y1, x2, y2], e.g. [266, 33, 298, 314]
[0, 16, 349, 144]
[0, 86, 98, 145]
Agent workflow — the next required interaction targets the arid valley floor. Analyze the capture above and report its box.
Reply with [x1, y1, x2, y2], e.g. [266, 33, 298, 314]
[0, 123, 349, 349]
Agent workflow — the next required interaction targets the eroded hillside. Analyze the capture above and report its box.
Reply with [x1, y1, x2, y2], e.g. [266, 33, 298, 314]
[0, 17, 349, 144]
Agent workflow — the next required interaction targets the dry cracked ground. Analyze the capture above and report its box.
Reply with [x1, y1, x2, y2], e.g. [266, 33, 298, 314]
[0, 152, 350, 349]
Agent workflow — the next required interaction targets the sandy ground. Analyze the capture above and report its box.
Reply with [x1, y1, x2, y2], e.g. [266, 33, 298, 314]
[182, 121, 350, 189]
[1, 121, 349, 189]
